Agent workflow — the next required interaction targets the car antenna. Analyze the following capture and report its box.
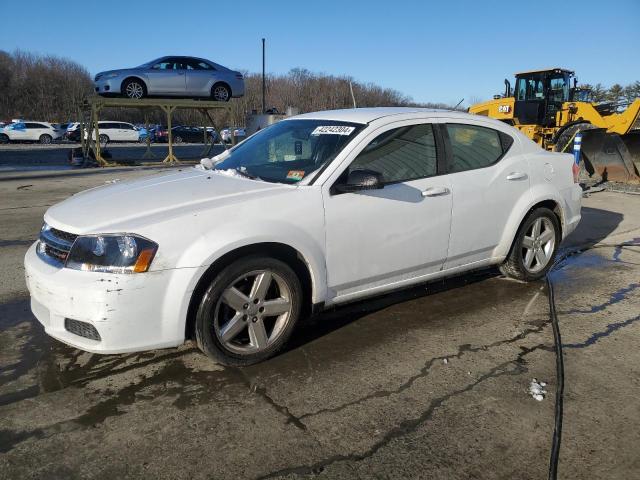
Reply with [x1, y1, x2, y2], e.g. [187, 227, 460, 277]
[452, 98, 464, 111]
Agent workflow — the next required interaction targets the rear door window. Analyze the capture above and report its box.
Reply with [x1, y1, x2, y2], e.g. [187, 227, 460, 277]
[445, 124, 513, 173]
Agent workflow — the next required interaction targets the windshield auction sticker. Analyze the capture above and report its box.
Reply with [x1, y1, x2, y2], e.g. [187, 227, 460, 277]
[286, 170, 305, 181]
[311, 126, 355, 136]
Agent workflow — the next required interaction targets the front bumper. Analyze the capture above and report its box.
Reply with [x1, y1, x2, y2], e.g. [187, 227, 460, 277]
[94, 77, 121, 95]
[24, 243, 188, 354]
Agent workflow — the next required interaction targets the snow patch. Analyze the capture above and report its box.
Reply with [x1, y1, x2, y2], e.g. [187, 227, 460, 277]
[529, 378, 548, 401]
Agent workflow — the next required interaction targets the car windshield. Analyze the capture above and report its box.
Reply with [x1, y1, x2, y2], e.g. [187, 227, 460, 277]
[137, 57, 163, 68]
[213, 119, 364, 184]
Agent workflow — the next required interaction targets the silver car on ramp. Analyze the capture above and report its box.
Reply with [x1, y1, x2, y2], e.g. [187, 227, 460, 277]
[94, 56, 245, 102]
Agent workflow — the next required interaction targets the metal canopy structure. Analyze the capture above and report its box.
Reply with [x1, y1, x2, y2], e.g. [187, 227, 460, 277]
[80, 97, 232, 166]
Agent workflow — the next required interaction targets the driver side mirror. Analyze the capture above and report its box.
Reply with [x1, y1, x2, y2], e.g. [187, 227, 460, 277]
[334, 169, 384, 194]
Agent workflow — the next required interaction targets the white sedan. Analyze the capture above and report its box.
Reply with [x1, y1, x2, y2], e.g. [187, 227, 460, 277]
[0, 121, 62, 144]
[84, 121, 141, 143]
[25, 108, 581, 365]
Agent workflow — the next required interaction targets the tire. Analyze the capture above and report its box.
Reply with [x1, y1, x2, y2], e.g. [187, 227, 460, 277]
[195, 256, 303, 366]
[39, 134, 52, 145]
[174, 135, 183, 144]
[500, 208, 560, 282]
[98, 134, 109, 144]
[0, 134, 9, 144]
[122, 78, 147, 99]
[211, 83, 231, 102]
[553, 123, 595, 153]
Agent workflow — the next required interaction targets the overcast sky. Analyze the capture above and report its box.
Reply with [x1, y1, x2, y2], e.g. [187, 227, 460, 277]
[2, 0, 639, 105]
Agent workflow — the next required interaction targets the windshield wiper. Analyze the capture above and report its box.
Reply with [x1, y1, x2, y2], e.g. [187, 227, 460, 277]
[234, 167, 259, 180]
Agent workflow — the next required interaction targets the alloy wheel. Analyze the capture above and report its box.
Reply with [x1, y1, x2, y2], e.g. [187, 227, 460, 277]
[213, 269, 293, 354]
[125, 82, 144, 99]
[521, 217, 555, 273]
[213, 86, 230, 102]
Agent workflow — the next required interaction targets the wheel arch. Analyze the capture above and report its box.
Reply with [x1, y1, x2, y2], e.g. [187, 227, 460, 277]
[184, 242, 315, 340]
[496, 194, 564, 261]
[211, 81, 232, 98]
[121, 76, 148, 94]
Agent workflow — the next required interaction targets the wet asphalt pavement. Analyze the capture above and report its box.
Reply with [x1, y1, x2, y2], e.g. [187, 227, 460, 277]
[1, 170, 639, 479]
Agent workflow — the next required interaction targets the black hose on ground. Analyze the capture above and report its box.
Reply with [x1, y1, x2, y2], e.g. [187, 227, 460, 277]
[545, 275, 565, 480]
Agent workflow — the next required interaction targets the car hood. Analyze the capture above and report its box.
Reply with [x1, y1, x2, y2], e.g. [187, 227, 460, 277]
[44, 168, 291, 234]
[95, 68, 137, 78]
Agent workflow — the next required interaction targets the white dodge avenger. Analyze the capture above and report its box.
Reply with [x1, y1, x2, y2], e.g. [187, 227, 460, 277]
[25, 108, 582, 365]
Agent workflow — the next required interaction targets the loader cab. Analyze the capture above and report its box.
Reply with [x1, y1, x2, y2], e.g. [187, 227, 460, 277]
[513, 68, 573, 127]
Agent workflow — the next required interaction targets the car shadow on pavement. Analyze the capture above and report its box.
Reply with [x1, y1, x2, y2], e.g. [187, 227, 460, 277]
[285, 206, 622, 357]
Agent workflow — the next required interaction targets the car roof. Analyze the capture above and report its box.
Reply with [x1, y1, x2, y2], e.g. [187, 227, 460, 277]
[291, 107, 493, 125]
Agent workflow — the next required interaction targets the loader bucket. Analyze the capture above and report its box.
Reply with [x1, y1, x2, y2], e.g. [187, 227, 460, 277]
[581, 129, 640, 184]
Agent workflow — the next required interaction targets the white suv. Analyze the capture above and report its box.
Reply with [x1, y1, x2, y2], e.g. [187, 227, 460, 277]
[25, 108, 582, 365]
[86, 121, 140, 143]
[0, 121, 62, 144]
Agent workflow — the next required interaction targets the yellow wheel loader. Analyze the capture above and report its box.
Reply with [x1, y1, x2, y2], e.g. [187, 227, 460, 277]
[469, 68, 640, 183]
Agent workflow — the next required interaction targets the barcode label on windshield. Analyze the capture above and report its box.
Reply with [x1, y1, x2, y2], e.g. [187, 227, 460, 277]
[311, 126, 355, 136]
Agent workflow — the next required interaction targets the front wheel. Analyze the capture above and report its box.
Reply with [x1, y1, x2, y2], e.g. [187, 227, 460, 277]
[39, 134, 52, 144]
[122, 79, 146, 99]
[0, 134, 9, 144]
[98, 134, 109, 144]
[174, 135, 183, 144]
[500, 208, 560, 281]
[195, 256, 302, 366]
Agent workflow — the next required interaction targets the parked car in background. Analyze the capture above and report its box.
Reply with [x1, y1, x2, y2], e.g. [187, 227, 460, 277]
[64, 123, 81, 140]
[84, 121, 140, 143]
[171, 126, 214, 143]
[94, 56, 245, 102]
[150, 126, 168, 143]
[221, 127, 246, 143]
[0, 121, 62, 144]
[25, 108, 581, 366]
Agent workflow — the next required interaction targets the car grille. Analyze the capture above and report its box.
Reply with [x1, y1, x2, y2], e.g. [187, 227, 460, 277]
[38, 225, 77, 266]
[64, 318, 101, 341]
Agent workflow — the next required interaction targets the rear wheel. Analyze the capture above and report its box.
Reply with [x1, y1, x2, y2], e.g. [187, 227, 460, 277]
[123, 78, 146, 99]
[500, 208, 559, 281]
[0, 134, 9, 144]
[195, 256, 302, 366]
[98, 134, 109, 144]
[211, 83, 231, 102]
[174, 135, 183, 144]
[39, 134, 52, 144]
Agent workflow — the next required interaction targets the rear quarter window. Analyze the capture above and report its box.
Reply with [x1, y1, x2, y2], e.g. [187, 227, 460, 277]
[446, 124, 514, 173]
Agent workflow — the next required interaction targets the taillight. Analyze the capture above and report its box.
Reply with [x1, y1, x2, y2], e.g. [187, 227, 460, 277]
[572, 161, 580, 183]
[235, 73, 243, 79]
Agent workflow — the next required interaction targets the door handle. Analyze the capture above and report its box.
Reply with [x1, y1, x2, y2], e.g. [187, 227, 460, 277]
[177, 72, 185, 75]
[506, 172, 527, 180]
[421, 187, 450, 197]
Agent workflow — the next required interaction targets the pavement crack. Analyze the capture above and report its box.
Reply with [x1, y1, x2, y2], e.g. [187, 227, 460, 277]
[256, 344, 546, 480]
[254, 386, 308, 431]
[561, 282, 639, 315]
[230, 367, 308, 432]
[298, 322, 550, 421]
[564, 313, 640, 349]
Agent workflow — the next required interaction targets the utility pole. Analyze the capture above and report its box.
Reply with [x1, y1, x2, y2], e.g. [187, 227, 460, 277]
[262, 38, 266, 114]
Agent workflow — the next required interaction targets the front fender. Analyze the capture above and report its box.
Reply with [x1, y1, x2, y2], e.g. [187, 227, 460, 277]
[165, 218, 327, 341]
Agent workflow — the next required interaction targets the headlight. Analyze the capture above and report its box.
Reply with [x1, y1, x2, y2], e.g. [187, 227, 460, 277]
[66, 234, 158, 274]
[106, 72, 119, 78]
